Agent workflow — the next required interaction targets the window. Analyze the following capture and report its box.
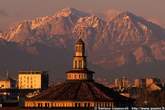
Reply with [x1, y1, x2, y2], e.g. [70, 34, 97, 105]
[84, 103, 87, 107]
[79, 60, 82, 69]
[38, 103, 40, 107]
[80, 47, 82, 52]
[45, 103, 49, 107]
[77, 46, 80, 52]
[76, 46, 78, 51]
[75, 61, 77, 69]
[88, 103, 90, 107]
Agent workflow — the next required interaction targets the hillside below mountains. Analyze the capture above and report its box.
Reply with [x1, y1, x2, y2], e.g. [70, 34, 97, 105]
[0, 8, 165, 80]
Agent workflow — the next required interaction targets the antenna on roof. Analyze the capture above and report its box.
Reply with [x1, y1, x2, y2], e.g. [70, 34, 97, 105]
[6, 70, 9, 78]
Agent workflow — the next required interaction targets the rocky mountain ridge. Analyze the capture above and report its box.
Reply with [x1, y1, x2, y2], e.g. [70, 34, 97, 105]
[0, 8, 165, 80]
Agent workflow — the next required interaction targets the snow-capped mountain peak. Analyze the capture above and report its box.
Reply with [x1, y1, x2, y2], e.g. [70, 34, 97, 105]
[55, 8, 88, 18]
[0, 8, 165, 79]
[76, 15, 104, 28]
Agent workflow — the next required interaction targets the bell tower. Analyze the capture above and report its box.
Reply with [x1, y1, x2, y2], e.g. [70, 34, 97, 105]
[73, 39, 87, 70]
[66, 39, 94, 81]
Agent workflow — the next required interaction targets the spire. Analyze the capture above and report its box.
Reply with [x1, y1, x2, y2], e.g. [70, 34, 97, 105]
[6, 70, 9, 79]
[76, 38, 84, 44]
[74, 38, 85, 57]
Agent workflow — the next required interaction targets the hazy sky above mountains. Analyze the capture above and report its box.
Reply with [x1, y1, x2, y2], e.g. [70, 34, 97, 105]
[0, 0, 165, 30]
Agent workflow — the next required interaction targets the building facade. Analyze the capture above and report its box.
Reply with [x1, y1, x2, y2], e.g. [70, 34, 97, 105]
[134, 79, 142, 88]
[0, 77, 17, 97]
[133, 77, 162, 91]
[114, 77, 129, 89]
[18, 71, 48, 90]
[0, 78, 16, 89]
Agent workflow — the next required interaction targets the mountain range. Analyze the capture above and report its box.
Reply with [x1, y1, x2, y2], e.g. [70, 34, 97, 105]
[0, 8, 164, 81]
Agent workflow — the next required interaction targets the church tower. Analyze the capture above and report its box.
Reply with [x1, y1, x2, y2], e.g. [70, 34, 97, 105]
[73, 39, 86, 70]
[66, 39, 94, 81]
[25, 38, 133, 109]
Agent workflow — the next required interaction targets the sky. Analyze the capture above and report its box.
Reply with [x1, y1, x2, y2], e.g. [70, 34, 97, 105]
[0, 0, 165, 31]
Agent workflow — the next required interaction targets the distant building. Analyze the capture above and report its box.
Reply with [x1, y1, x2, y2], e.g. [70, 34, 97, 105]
[134, 79, 141, 88]
[0, 76, 17, 97]
[145, 77, 162, 91]
[146, 77, 161, 87]
[0, 77, 16, 89]
[114, 77, 129, 89]
[18, 71, 48, 90]
[133, 77, 162, 91]
[25, 39, 133, 108]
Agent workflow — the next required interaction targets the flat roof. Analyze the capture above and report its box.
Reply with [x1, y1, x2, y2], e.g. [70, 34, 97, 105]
[18, 71, 47, 74]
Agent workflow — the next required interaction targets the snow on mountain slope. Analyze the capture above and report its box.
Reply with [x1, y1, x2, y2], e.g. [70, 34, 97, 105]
[0, 8, 165, 79]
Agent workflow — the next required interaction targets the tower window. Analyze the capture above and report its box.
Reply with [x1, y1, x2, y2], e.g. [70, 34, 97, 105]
[79, 60, 82, 69]
[76, 46, 78, 52]
[75, 61, 77, 69]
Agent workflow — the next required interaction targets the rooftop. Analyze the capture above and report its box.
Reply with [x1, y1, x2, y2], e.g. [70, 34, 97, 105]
[27, 81, 131, 102]
[19, 71, 48, 74]
[76, 38, 84, 44]
[66, 69, 94, 74]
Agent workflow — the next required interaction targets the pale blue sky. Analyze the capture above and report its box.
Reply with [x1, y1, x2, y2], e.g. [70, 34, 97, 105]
[0, 0, 165, 30]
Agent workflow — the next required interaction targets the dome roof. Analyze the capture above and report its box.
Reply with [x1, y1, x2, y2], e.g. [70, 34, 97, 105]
[27, 81, 131, 102]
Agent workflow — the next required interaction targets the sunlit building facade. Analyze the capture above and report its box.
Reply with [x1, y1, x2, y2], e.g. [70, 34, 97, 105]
[0, 77, 16, 96]
[134, 77, 162, 91]
[18, 71, 48, 90]
[134, 79, 142, 88]
[114, 77, 129, 89]
[0, 78, 16, 89]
